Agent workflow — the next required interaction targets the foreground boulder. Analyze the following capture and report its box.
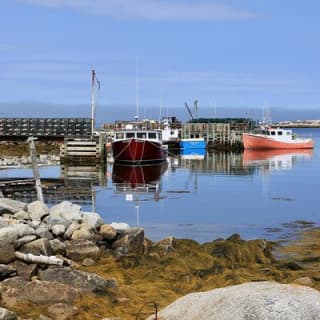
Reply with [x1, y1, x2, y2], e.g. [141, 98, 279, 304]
[150, 281, 320, 320]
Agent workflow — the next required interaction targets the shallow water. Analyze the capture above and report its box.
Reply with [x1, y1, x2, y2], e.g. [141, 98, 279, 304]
[1, 128, 319, 243]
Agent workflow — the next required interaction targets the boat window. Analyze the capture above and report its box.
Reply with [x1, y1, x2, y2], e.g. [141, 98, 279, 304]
[271, 131, 276, 135]
[137, 132, 146, 139]
[115, 132, 124, 139]
[277, 131, 283, 136]
[126, 132, 135, 138]
[286, 132, 291, 135]
[148, 132, 156, 139]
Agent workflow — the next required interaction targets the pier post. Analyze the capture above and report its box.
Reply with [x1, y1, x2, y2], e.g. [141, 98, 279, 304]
[27, 137, 44, 203]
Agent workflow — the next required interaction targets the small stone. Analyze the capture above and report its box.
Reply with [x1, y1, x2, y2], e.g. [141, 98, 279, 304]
[51, 224, 66, 237]
[293, 276, 314, 287]
[100, 224, 117, 241]
[0, 307, 17, 320]
[82, 258, 95, 267]
[47, 303, 79, 320]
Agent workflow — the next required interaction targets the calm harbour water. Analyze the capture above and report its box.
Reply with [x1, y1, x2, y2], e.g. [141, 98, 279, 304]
[1, 128, 320, 243]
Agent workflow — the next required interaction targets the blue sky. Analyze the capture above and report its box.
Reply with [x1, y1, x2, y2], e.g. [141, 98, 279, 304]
[1, 0, 320, 119]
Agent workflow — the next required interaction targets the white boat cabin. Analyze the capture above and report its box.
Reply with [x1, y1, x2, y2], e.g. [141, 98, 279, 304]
[114, 130, 162, 142]
[255, 128, 294, 142]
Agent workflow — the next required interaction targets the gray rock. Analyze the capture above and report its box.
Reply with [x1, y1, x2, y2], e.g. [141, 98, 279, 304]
[150, 281, 320, 320]
[47, 216, 70, 229]
[100, 224, 117, 241]
[0, 307, 17, 320]
[0, 277, 81, 307]
[39, 267, 117, 293]
[27, 201, 49, 221]
[14, 210, 30, 221]
[14, 235, 37, 249]
[63, 221, 81, 240]
[0, 198, 26, 214]
[112, 228, 145, 255]
[0, 224, 35, 245]
[0, 265, 17, 280]
[35, 224, 54, 240]
[82, 258, 95, 267]
[12, 261, 37, 281]
[156, 236, 176, 255]
[81, 212, 104, 230]
[65, 240, 100, 261]
[47, 303, 79, 320]
[19, 238, 53, 256]
[0, 244, 16, 264]
[110, 222, 130, 231]
[71, 226, 94, 241]
[51, 224, 66, 237]
[49, 239, 66, 256]
[50, 201, 81, 221]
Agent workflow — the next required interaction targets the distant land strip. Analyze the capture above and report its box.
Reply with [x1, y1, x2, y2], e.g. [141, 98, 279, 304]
[273, 120, 320, 128]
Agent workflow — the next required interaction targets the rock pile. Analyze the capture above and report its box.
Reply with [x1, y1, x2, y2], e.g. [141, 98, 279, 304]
[0, 198, 145, 320]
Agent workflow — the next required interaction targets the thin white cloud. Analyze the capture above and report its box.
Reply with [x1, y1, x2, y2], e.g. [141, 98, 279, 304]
[20, 0, 256, 21]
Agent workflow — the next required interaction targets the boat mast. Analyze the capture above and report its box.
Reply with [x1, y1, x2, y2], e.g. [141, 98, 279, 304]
[91, 69, 96, 136]
[91, 69, 100, 136]
[135, 60, 139, 121]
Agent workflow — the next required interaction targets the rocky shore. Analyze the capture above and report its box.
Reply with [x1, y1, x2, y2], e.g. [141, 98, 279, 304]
[0, 198, 319, 319]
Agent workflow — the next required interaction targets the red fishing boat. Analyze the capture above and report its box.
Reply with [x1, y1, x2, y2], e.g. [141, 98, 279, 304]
[112, 128, 167, 164]
[243, 127, 314, 150]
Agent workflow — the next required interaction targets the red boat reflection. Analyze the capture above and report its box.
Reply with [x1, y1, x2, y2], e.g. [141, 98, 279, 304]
[112, 162, 168, 190]
[243, 149, 313, 171]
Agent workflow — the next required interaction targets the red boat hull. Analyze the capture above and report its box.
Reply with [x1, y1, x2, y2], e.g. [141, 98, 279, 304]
[112, 139, 167, 164]
[243, 133, 314, 150]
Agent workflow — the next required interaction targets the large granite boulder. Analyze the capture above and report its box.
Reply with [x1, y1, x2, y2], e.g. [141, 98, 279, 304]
[149, 281, 320, 320]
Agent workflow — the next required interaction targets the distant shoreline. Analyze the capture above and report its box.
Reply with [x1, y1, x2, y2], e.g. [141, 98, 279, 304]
[273, 121, 320, 128]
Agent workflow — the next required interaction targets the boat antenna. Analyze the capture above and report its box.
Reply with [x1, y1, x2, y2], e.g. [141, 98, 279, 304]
[159, 88, 164, 128]
[135, 59, 139, 121]
[91, 69, 100, 136]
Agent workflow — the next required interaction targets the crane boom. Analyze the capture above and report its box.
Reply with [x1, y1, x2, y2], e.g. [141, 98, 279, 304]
[185, 102, 194, 120]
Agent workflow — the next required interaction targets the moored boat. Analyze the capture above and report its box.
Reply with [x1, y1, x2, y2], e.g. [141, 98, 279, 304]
[112, 128, 167, 164]
[180, 138, 206, 149]
[243, 127, 314, 150]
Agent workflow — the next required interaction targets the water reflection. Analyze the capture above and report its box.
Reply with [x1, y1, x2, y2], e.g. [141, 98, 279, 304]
[175, 149, 313, 176]
[112, 162, 168, 226]
[242, 149, 313, 173]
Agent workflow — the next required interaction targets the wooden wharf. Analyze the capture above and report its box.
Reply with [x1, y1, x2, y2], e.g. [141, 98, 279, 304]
[0, 117, 107, 164]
